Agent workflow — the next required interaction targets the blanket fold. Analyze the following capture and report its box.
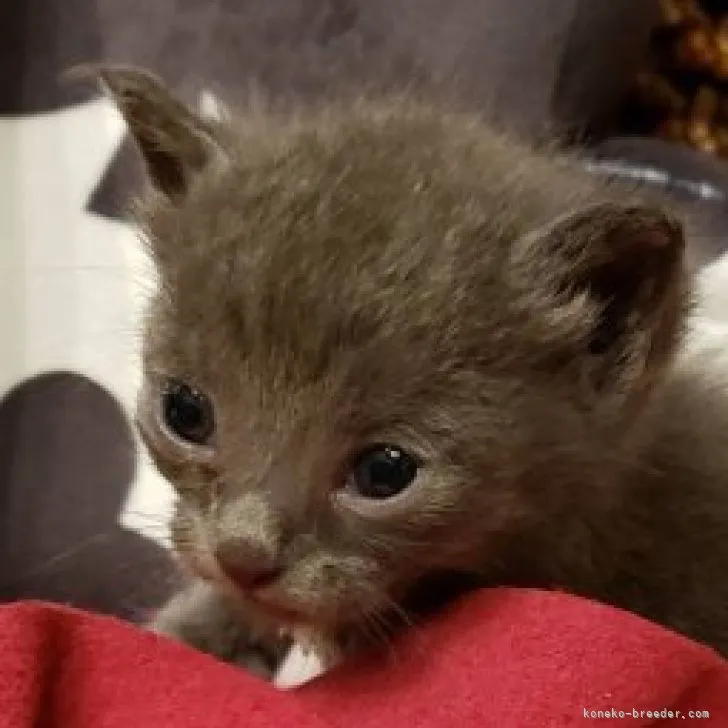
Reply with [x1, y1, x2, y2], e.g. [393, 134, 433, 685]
[0, 588, 726, 728]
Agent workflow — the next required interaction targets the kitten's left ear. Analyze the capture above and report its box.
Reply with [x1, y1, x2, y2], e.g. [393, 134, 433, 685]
[74, 65, 222, 199]
[511, 201, 687, 393]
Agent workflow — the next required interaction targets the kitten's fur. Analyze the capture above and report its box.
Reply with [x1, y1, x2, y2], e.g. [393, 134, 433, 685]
[95, 66, 728, 674]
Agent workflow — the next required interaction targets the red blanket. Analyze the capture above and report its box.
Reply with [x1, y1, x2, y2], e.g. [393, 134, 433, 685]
[1, 589, 726, 728]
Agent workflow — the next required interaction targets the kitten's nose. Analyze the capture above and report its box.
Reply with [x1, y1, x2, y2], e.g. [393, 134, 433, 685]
[214, 541, 281, 590]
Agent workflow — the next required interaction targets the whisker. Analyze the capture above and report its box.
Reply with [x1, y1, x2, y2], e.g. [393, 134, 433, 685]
[378, 592, 434, 662]
[361, 612, 389, 651]
[128, 526, 171, 535]
[366, 611, 400, 664]
[124, 510, 171, 526]
[0, 532, 112, 589]
[381, 593, 417, 631]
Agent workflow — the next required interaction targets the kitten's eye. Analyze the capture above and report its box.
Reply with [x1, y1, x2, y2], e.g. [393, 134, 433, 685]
[161, 380, 215, 445]
[347, 445, 420, 499]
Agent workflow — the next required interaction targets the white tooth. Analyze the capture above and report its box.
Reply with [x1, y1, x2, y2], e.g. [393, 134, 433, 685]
[273, 642, 336, 690]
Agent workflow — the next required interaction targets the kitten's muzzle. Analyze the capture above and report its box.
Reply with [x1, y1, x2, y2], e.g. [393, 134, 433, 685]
[214, 542, 282, 591]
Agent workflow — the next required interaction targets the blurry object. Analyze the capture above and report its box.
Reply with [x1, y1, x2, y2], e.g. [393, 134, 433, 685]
[676, 26, 715, 69]
[661, 0, 712, 26]
[624, 0, 728, 159]
[0, 372, 180, 621]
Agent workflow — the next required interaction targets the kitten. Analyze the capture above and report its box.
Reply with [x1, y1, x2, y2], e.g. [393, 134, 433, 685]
[94, 65, 728, 677]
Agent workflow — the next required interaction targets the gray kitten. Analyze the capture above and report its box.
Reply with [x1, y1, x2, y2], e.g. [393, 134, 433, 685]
[95, 65, 728, 677]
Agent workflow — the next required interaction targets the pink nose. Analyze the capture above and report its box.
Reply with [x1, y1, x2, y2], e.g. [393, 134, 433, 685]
[218, 561, 281, 590]
[214, 542, 281, 590]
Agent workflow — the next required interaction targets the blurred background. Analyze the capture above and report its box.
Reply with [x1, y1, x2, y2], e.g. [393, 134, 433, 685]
[1, 0, 728, 622]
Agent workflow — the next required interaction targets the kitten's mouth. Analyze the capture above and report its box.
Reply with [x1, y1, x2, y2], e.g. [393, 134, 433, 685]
[247, 595, 303, 625]
[192, 550, 347, 634]
[225, 579, 321, 631]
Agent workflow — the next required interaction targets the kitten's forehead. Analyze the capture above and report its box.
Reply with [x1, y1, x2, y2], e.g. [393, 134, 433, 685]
[140, 103, 598, 401]
[143, 102, 576, 279]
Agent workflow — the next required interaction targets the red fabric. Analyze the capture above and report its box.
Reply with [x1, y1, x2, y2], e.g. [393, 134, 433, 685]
[0, 589, 726, 728]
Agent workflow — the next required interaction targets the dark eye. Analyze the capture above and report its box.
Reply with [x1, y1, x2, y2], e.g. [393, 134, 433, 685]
[161, 380, 215, 445]
[347, 445, 420, 500]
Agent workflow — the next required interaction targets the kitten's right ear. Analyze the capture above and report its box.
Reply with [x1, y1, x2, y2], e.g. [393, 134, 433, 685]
[69, 64, 222, 199]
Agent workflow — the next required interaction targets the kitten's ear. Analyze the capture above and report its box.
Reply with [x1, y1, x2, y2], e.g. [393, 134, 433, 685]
[513, 202, 687, 389]
[77, 65, 221, 199]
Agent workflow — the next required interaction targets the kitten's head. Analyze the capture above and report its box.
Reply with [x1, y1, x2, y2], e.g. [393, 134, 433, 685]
[99, 67, 688, 637]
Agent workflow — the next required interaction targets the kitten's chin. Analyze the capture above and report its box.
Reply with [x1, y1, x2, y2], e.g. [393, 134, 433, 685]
[246, 597, 307, 632]
[214, 577, 332, 642]
[238, 594, 342, 666]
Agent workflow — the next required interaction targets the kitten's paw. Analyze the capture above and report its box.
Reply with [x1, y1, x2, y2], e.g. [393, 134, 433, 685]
[151, 586, 346, 686]
[149, 581, 287, 679]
